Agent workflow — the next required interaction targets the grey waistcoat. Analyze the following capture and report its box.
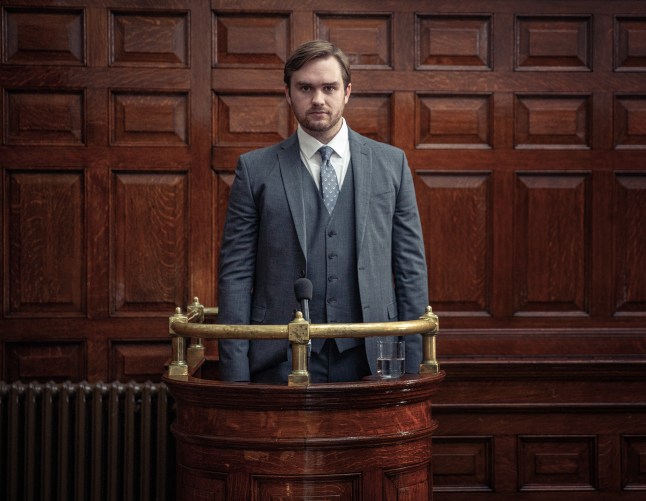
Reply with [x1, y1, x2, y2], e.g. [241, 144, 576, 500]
[302, 161, 363, 352]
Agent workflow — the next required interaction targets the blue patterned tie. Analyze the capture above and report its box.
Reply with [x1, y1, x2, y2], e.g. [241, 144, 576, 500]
[319, 145, 339, 214]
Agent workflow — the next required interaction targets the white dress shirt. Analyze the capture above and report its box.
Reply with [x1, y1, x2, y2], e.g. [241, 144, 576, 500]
[297, 118, 351, 190]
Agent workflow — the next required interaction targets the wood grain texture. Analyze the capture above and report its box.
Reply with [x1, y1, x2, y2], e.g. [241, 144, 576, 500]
[1, 2, 646, 497]
[167, 371, 444, 501]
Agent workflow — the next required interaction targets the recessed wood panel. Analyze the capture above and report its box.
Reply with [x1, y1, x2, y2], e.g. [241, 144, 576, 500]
[3, 7, 84, 65]
[344, 93, 391, 144]
[614, 174, 646, 315]
[416, 14, 492, 70]
[110, 341, 172, 382]
[213, 12, 290, 67]
[515, 94, 591, 149]
[615, 95, 646, 148]
[317, 14, 392, 68]
[4, 341, 86, 382]
[615, 16, 646, 71]
[111, 91, 189, 146]
[112, 172, 188, 316]
[518, 436, 596, 491]
[516, 15, 591, 71]
[417, 172, 491, 315]
[622, 435, 646, 490]
[5, 170, 85, 316]
[213, 93, 293, 146]
[514, 173, 590, 315]
[432, 436, 493, 492]
[110, 10, 189, 67]
[5, 89, 84, 145]
[417, 94, 491, 148]
[253, 474, 359, 500]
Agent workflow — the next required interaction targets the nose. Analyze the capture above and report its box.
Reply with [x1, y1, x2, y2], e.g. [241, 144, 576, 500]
[312, 89, 325, 105]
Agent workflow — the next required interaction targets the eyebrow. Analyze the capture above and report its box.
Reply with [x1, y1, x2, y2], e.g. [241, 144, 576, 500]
[295, 80, 340, 87]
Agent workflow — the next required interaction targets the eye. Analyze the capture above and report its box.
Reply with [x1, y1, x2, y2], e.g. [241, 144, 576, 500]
[299, 85, 311, 92]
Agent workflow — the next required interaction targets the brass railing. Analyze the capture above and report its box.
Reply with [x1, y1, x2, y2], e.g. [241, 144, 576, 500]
[167, 297, 439, 386]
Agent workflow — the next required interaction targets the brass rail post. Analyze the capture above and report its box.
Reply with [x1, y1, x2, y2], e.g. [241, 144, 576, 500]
[186, 297, 205, 370]
[287, 311, 310, 386]
[419, 306, 440, 375]
[168, 307, 189, 378]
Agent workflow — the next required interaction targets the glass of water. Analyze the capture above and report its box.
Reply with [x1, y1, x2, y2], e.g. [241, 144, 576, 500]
[376, 340, 405, 379]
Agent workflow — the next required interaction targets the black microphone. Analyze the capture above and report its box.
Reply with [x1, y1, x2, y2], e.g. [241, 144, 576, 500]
[294, 278, 313, 322]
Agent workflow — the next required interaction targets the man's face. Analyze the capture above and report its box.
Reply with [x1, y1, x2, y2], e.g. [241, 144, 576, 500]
[285, 56, 351, 143]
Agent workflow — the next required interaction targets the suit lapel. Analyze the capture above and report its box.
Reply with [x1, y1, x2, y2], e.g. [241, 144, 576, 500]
[278, 134, 308, 259]
[349, 130, 371, 255]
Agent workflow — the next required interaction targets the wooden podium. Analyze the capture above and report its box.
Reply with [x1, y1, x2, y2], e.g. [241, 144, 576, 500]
[165, 363, 445, 500]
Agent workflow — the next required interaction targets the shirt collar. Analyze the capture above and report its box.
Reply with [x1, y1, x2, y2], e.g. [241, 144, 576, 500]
[297, 118, 349, 160]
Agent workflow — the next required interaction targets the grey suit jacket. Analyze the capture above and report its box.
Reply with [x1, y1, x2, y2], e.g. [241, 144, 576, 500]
[217, 128, 428, 381]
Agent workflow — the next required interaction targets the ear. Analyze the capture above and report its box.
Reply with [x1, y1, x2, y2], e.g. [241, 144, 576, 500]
[344, 83, 352, 104]
[284, 85, 292, 105]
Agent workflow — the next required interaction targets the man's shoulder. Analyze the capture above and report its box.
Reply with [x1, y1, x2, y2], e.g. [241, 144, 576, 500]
[240, 134, 297, 163]
[348, 129, 405, 157]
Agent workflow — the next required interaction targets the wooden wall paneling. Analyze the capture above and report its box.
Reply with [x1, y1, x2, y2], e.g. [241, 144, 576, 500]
[416, 93, 493, 149]
[514, 15, 592, 72]
[513, 172, 591, 316]
[344, 93, 392, 144]
[613, 173, 646, 315]
[615, 94, 646, 149]
[517, 435, 597, 492]
[416, 14, 492, 71]
[317, 13, 392, 69]
[110, 171, 188, 316]
[514, 94, 592, 149]
[1, 0, 646, 497]
[433, 436, 494, 492]
[213, 11, 290, 68]
[111, 91, 189, 146]
[5, 170, 86, 317]
[1, 0, 212, 382]
[434, 406, 646, 499]
[5, 89, 85, 145]
[109, 339, 172, 381]
[417, 171, 492, 316]
[4, 341, 86, 382]
[622, 435, 646, 490]
[213, 92, 293, 147]
[110, 10, 189, 68]
[615, 16, 646, 71]
[3, 7, 86, 66]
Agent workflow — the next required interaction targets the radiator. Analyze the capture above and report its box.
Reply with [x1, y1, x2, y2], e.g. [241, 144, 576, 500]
[0, 380, 175, 501]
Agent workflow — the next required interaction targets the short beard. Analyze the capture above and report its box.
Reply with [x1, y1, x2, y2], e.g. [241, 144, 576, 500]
[302, 112, 341, 134]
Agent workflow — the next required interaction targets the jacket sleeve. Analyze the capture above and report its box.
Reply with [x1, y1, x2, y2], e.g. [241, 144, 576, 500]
[392, 152, 429, 372]
[216, 156, 257, 381]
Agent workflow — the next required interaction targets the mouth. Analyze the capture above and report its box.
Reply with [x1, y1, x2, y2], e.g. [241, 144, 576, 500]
[308, 110, 328, 119]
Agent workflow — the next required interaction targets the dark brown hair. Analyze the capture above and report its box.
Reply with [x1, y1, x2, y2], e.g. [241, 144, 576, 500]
[284, 40, 351, 90]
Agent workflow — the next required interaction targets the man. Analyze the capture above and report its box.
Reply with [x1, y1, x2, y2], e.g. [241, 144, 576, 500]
[217, 40, 428, 383]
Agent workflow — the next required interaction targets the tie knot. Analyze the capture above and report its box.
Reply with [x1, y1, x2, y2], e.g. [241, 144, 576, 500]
[319, 145, 333, 164]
